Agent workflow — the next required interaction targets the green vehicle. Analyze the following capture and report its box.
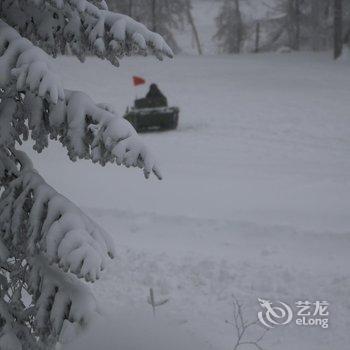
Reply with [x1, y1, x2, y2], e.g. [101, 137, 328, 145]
[124, 84, 179, 132]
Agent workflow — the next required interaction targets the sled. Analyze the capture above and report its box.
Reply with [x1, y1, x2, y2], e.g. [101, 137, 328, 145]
[124, 98, 179, 132]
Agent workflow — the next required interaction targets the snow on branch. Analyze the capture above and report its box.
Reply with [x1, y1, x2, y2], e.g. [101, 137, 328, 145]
[0, 1, 172, 346]
[0, 149, 115, 282]
[28, 255, 100, 342]
[0, 20, 162, 179]
[28, 91, 162, 179]
[0, 149, 113, 347]
[1, 0, 174, 65]
[0, 149, 111, 344]
[0, 19, 64, 104]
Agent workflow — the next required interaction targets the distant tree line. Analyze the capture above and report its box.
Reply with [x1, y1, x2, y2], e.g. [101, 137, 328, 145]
[106, 0, 202, 55]
[215, 0, 350, 59]
[106, 0, 349, 58]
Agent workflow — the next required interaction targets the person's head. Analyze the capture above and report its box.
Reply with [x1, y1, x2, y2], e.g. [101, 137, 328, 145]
[150, 83, 158, 91]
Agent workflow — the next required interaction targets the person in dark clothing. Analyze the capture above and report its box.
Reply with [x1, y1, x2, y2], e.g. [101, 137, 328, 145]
[134, 84, 168, 109]
[145, 84, 168, 107]
[146, 84, 164, 99]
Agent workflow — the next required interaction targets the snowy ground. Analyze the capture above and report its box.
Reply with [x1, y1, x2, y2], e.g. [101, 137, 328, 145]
[24, 52, 350, 349]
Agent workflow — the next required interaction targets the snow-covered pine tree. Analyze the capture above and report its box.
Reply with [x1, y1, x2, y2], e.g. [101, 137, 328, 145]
[0, 1, 173, 348]
[214, 0, 244, 54]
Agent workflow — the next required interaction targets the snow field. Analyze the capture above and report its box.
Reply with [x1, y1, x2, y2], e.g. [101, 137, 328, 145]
[26, 52, 350, 349]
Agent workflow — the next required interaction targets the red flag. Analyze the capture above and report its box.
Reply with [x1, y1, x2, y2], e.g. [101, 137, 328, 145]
[133, 76, 146, 86]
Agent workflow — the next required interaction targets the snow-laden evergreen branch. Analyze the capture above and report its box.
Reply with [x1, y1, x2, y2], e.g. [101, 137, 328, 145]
[0, 19, 64, 104]
[0, 149, 112, 347]
[0, 150, 115, 282]
[0, 20, 162, 179]
[29, 255, 99, 342]
[1, 0, 173, 65]
[0, 0, 172, 347]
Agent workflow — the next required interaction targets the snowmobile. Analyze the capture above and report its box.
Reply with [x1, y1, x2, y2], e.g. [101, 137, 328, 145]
[123, 95, 179, 132]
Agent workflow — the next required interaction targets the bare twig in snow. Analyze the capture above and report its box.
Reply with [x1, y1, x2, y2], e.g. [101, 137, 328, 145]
[225, 295, 269, 350]
[147, 288, 169, 317]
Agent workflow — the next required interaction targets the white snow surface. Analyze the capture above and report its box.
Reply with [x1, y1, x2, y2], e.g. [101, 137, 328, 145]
[24, 52, 350, 350]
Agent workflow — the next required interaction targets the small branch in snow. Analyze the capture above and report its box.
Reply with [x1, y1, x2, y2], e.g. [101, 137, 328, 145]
[147, 288, 169, 317]
[225, 295, 269, 350]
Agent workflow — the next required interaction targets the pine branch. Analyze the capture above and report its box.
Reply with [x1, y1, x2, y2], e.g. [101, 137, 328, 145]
[1, 0, 173, 65]
[0, 1, 174, 347]
[0, 149, 115, 283]
[0, 149, 113, 346]
[0, 20, 162, 179]
[28, 255, 100, 341]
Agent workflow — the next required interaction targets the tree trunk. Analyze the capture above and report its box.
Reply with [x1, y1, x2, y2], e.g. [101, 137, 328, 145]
[294, 0, 300, 50]
[287, 0, 294, 48]
[255, 21, 260, 53]
[152, 0, 157, 32]
[287, 0, 300, 50]
[311, 0, 321, 51]
[344, 28, 350, 46]
[128, 0, 133, 17]
[234, 0, 243, 54]
[334, 0, 343, 59]
[185, 0, 202, 55]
